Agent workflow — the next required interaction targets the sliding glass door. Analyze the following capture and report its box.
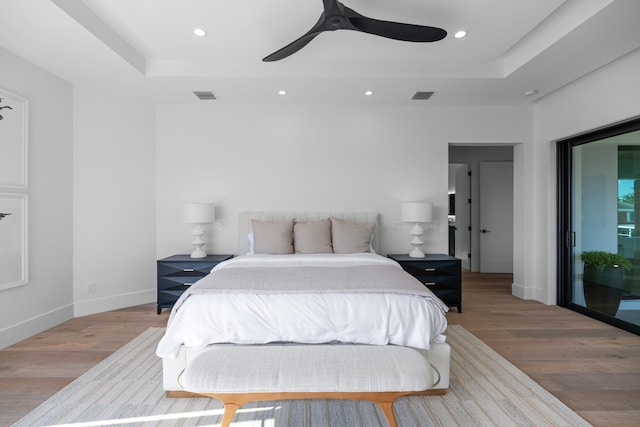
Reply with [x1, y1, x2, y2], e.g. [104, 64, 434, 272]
[558, 119, 640, 335]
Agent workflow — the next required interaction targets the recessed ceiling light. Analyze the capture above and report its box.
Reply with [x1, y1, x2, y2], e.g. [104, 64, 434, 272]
[524, 89, 538, 97]
[193, 28, 207, 37]
[454, 30, 467, 39]
[365, 90, 373, 96]
[278, 90, 287, 95]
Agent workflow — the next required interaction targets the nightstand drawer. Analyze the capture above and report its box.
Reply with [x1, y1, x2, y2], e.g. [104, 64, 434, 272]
[412, 274, 459, 290]
[157, 261, 218, 277]
[400, 260, 459, 278]
[158, 275, 203, 290]
[158, 287, 191, 306]
[432, 289, 459, 306]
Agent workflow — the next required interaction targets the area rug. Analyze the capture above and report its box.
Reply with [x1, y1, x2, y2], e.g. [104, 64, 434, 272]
[13, 326, 590, 426]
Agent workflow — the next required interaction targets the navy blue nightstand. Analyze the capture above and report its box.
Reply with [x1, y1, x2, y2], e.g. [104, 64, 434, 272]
[388, 253, 462, 312]
[156, 254, 233, 314]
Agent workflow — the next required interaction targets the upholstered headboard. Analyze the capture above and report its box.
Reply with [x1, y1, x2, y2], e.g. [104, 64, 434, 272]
[237, 211, 379, 255]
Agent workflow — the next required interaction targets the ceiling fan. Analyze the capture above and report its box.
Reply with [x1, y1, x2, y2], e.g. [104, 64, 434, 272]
[263, 0, 447, 62]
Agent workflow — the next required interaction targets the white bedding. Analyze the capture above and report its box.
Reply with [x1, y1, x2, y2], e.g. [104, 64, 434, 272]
[156, 253, 448, 359]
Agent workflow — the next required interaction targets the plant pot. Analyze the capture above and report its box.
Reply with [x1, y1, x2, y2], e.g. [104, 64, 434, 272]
[583, 265, 624, 316]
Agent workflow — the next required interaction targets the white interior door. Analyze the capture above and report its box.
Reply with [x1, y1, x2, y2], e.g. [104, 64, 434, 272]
[479, 162, 513, 273]
[454, 164, 471, 270]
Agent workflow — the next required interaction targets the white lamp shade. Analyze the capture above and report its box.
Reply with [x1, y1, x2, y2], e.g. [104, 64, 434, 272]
[183, 203, 214, 224]
[401, 202, 433, 223]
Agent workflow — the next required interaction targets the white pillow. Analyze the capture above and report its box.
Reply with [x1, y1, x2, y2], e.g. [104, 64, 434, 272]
[247, 233, 255, 255]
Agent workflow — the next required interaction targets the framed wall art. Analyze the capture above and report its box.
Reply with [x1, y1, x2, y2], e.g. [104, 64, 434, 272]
[0, 193, 28, 290]
[0, 88, 28, 188]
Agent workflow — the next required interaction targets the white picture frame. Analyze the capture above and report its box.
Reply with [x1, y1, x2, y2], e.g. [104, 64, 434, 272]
[0, 88, 29, 189]
[0, 193, 28, 290]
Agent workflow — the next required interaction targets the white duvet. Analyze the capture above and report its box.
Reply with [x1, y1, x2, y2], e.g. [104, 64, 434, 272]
[156, 253, 448, 359]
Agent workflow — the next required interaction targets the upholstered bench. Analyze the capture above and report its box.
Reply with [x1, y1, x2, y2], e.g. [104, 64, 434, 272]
[177, 344, 443, 427]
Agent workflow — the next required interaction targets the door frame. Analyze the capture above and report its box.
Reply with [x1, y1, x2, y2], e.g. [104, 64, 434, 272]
[452, 163, 471, 270]
[449, 145, 515, 272]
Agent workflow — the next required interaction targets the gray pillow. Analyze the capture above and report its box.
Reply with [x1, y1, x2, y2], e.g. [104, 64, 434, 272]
[294, 218, 333, 254]
[251, 219, 294, 254]
[330, 217, 375, 254]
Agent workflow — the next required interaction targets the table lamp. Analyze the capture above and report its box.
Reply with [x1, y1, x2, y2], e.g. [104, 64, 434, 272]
[401, 202, 433, 258]
[183, 202, 214, 258]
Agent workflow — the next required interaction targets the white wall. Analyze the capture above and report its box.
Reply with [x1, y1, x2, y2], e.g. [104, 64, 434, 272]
[73, 88, 156, 316]
[156, 104, 531, 265]
[533, 48, 640, 305]
[0, 47, 74, 348]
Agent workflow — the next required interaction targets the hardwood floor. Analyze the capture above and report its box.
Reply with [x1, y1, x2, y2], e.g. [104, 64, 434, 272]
[0, 305, 169, 426]
[447, 272, 640, 426]
[1, 272, 639, 426]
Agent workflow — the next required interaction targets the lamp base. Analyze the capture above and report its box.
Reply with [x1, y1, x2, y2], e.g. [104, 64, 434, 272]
[408, 247, 426, 258]
[408, 227, 425, 258]
[190, 247, 207, 258]
[190, 224, 207, 258]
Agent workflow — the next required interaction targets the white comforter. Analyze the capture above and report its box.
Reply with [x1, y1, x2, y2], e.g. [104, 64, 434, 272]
[156, 253, 448, 359]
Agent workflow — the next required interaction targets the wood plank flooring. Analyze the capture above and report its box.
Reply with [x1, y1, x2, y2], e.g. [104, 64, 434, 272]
[1, 271, 639, 426]
[447, 272, 640, 426]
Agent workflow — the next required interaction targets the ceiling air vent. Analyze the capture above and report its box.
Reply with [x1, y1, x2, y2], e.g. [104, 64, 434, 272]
[411, 91, 435, 100]
[193, 91, 216, 100]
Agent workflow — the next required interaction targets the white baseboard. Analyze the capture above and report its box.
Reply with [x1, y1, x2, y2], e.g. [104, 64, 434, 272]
[512, 281, 552, 304]
[0, 304, 74, 350]
[0, 289, 156, 350]
[74, 289, 156, 317]
[512, 281, 541, 300]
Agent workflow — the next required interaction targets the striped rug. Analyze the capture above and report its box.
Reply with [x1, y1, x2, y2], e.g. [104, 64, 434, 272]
[13, 326, 590, 426]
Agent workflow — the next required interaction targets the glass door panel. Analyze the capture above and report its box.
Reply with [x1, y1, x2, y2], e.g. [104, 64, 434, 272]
[570, 132, 640, 328]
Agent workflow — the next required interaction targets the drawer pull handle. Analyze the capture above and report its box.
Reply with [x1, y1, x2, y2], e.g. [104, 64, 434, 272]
[424, 282, 436, 286]
[183, 268, 195, 272]
[424, 268, 436, 272]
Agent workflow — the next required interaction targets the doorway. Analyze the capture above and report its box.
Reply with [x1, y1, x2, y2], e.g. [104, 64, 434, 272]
[449, 145, 514, 273]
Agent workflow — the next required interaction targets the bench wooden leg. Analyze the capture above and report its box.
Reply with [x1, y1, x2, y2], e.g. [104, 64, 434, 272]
[375, 401, 398, 427]
[220, 402, 241, 427]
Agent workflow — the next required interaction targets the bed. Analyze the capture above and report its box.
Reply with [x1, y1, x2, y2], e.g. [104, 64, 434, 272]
[156, 212, 451, 398]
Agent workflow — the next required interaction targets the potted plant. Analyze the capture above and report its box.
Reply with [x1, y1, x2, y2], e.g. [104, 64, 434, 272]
[580, 251, 632, 316]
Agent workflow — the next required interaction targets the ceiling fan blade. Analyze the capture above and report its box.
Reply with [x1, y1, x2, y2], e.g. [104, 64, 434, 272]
[346, 7, 446, 42]
[263, 15, 327, 62]
[263, 32, 321, 62]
